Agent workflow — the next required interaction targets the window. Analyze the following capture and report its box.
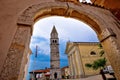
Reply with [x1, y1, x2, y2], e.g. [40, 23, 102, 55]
[52, 40, 54, 43]
[90, 51, 96, 55]
[55, 40, 57, 43]
[52, 40, 57, 43]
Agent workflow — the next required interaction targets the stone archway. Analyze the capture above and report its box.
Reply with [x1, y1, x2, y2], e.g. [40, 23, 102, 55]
[0, 1, 120, 80]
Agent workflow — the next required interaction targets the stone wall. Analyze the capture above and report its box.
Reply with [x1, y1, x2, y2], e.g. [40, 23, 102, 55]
[0, 25, 31, 80]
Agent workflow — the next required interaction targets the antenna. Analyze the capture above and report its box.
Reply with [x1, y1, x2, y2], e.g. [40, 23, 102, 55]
[35, 45, 38, 58]
[32, 45, 38, 79]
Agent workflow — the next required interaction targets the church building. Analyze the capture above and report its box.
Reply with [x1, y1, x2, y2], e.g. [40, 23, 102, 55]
[65, 42, 110, 79]
[50, 26, 61, 79]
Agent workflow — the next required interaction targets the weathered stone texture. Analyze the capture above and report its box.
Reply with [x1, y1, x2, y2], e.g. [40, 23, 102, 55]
[100, 28, 120, 80]
[0, 26, 31, 80]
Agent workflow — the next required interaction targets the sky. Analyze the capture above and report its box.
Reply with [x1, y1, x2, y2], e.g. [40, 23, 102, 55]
[28, 16, 99, 71]
[27, 0, 97, 79]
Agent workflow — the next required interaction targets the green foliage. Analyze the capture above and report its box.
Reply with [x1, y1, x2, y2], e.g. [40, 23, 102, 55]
[85, 63, 92, 68]
[85, 43, 107, 70]
[85, 58, 107, 70]
[98, 44, 105, 57]
[99, 50, 104, 57]
[98, 44, 103, 49]
[93, 58, 107, 70]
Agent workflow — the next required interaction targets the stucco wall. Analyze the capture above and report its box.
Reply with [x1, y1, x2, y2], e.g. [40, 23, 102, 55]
[78, 43, 107, 76]
[65, 42, 111, 78]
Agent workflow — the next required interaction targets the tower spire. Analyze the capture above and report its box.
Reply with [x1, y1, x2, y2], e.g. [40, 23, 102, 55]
[51, 25, 58, 38]
[51, 25, 58, 35]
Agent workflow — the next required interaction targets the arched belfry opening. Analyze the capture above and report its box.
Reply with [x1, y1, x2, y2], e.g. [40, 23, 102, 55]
[0, 1, 120, 80]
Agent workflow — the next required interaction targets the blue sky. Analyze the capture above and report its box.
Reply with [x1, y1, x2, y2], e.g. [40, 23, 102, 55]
[28, 16, 99, 73]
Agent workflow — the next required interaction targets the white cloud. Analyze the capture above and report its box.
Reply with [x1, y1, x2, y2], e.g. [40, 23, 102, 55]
[30, 38, 50, 55]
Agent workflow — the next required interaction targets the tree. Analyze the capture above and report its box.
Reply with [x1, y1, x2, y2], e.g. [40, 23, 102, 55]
[85, 58, 107, 70]
[85, 44, 106, 69]
[85, 44, 107, 80]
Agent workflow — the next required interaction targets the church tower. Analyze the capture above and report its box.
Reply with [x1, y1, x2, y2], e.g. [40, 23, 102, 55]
[50, 26, 61, 79]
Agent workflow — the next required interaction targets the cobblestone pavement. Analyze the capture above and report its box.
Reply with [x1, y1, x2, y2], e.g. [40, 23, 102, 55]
[62, 75, 103, 80]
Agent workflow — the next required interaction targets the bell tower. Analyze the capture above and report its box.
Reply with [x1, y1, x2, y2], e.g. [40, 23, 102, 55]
[50, 26, 61, 79]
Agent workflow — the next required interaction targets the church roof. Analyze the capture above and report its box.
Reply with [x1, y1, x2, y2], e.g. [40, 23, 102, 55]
[65, 42, 100, 54]
[29, 68, 50, 73]
[51, 25, 58, 34]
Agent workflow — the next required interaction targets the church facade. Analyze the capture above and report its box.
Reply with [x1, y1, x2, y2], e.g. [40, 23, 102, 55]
[65, 42, 110, 79]
[50, 26, 61, 79]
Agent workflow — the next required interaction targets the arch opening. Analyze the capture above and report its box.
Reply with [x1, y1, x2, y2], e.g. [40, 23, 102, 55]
[29, 16, 100, 80]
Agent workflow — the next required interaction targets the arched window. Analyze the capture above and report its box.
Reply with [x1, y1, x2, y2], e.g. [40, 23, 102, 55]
[53, 40, 54, 43]
[52, 40, 57, 43]
[55, 40, 57, 43]
[90, 51, 96, 55]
